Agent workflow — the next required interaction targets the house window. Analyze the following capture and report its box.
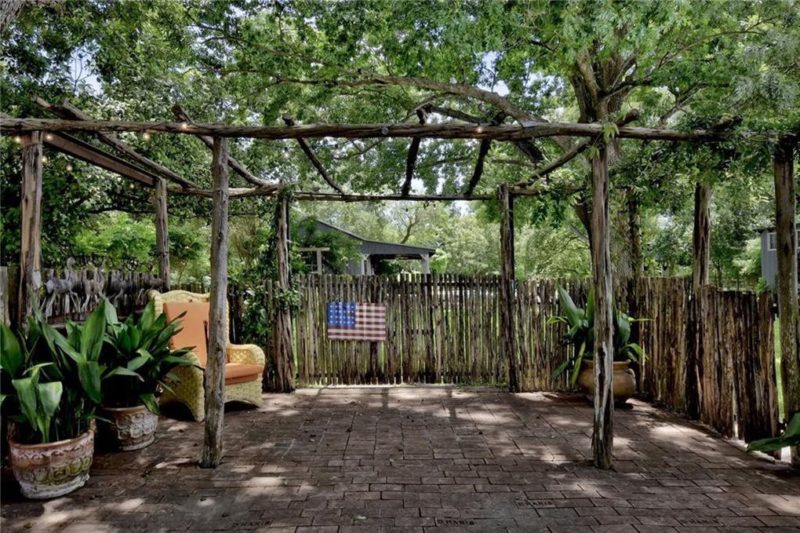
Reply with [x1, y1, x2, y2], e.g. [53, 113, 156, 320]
[768, 230, 800, 253]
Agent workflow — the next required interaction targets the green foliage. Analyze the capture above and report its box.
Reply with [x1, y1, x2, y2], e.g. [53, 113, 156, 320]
[747, 413, 800, 453]
[2, 0, 799, 288]
[101, 300, 195, 413]
[293, 218, 361, 274]
[550, 287, 646, 386]
[0, 301, 114, 443]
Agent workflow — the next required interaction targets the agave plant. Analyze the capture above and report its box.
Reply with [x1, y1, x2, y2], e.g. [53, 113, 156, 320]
[100, 300, 195, 414]
[747, 413, 800, 453]
[0, 300, 135, 443]
[550, 286, 646, 386]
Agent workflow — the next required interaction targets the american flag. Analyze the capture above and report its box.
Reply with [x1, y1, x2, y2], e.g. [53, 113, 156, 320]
[326, 301, 386, 341]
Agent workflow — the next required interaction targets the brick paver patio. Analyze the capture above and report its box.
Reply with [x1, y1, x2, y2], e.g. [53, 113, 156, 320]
[1, 386, 799, 532]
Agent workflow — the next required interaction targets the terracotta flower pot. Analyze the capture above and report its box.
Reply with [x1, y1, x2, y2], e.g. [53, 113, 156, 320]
[9, 428, 94, 499]
[99, 405, 158, 451]
[576, 360, 637, 404]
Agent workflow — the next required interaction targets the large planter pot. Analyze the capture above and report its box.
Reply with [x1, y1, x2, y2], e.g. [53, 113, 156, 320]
[99, 405, 158, 451]
[576, 360, 637, 404]
[9, 428, 94, 499]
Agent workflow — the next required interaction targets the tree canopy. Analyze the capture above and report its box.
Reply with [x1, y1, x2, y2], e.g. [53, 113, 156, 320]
[1, 0, 798, 286]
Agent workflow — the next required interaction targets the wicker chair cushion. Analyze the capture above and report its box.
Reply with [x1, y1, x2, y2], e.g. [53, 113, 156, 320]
[163, 301, 210, 367]
[225, 363, 263, 385]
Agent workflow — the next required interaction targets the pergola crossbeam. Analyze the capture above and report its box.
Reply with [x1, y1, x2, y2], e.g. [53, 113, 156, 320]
[424, 104, 544, 163]
[5, 116, 782, 142]
[172, 187, 505, 201]
[463, 112, 505, 195]
[172, 104, 278, 191]
[35, 98, 198, 189]
[282, 115, 344, 194]
[516, 110, 641, 188]
[401, 108, 427, 196]
[44, 131, 156, 187]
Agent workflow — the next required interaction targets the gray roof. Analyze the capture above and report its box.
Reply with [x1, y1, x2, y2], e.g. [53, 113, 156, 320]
[314, 220, 436, 257]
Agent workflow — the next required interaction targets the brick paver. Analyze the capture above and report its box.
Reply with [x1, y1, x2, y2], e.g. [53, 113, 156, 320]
[1, 386, 798, 532]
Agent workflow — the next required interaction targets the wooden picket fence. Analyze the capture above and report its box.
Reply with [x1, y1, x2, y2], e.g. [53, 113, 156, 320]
[3, 266, 779, 444]
[264, 274, 779, 443]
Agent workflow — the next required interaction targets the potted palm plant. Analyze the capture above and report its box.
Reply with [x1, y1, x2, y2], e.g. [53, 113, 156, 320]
[551, 286, 645, 404]
[98, 301, 194, 451]
[0, 300, 127, 499]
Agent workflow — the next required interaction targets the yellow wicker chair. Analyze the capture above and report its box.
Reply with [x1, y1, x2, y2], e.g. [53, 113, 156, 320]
[149, 290, 265, 421]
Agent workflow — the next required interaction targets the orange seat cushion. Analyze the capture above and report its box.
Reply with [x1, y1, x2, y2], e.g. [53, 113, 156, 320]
[163, 301, 210, 367]
[225, 363, 263, 385]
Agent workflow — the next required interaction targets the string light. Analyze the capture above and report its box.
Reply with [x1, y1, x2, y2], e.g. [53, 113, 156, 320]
[66, 163, 73, 172]
[45, 133, 54, 141]
[41, 156, 48, 163]
[142, 131, 151, 141]
[180, 122, 189, 131]
[13, 136, 22, 144]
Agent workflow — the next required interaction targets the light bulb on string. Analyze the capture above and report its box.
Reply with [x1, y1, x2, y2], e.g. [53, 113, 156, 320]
[142, 131, 151, 141]
[66, 163, 73, 172]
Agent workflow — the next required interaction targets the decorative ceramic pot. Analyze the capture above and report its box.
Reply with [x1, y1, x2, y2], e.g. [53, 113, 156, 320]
[9, 428, 94, 499]
[577, 360, 637, 404]
[99, 405, 158, 451]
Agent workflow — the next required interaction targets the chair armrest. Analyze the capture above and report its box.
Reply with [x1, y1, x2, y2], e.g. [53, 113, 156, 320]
[227, 344, 266, 368]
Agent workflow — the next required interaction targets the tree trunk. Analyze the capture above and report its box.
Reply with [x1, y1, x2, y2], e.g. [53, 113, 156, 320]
[273, 192, 296, 392]
[153, 178, 170, 290]
[686, 182, 711, 419]
[626, 191, 643, 387]
[498, 184, 518, 392]
[574, 196, 592, 255]
[18, 132, 43, 329]
[773, 137, 799, 465]
[591, 146, 614, 469]
[201, 137, 229, 468]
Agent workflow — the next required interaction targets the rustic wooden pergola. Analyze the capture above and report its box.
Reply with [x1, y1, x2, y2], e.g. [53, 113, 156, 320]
[2, 103, 797, 469]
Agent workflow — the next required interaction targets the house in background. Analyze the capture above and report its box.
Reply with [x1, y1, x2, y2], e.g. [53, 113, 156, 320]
[298, 220, 436, 276]
[759, 225, 799, 289]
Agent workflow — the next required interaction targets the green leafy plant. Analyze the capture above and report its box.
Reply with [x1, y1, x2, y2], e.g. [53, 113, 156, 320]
[747, 413, 800, 453]
[1, 326, 61, 443]
[101, 300, 195, 413]
[0, 300, 127, 444]
[550, 286, 646, 385]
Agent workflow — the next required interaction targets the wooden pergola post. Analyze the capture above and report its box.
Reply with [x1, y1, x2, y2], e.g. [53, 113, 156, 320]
[590, 145, 614, 469]
[274, 191, 296, 392]
[687, 182, 711, 419]
[201, 137, 230, 468]
[18, 132, 43, 328]
[773, 136, 799, 464]
[498, 184, 519, 392]
[153, 178, 170, 290]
